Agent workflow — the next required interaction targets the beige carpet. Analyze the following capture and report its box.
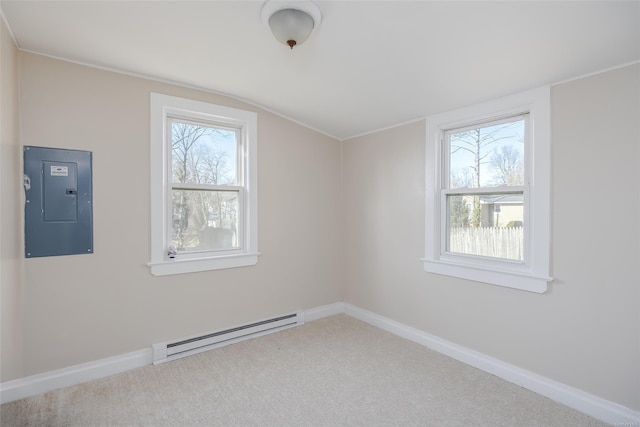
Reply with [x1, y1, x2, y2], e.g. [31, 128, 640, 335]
[1, 314, 606, 426]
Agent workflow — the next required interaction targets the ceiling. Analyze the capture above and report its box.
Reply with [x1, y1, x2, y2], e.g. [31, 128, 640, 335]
[2, 1, 639, 140]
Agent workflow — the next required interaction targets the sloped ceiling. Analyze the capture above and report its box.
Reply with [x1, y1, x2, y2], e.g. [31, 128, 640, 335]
[2, 1, 639, 140]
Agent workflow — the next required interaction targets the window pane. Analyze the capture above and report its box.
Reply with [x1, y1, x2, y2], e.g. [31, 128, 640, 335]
[171, 119, 238, 185]
[172, 190, 239, 252]
[448, 118, 525, 189]
[446, 193, 523, 260]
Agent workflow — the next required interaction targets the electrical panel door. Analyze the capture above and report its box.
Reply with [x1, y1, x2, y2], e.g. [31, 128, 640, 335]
[24, 146, 93, 257]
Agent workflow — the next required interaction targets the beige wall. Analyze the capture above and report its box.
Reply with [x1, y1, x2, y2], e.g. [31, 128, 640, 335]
[1, 17, 23, 382]
[16, 52, 343, 375]
[343, 64, 640, 411]
[4, 39, 638, 413]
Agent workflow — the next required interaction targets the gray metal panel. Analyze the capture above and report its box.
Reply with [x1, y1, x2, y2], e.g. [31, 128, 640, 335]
[24, 146, 93, 258]
[43, 161, 78, 222]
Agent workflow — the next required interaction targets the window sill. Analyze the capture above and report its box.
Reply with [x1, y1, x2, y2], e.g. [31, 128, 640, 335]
[148, 253, 259, 276]
[422, 258, 552, 293]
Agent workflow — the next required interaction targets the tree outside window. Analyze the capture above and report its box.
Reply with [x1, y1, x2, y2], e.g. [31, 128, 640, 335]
[169, 119, 240, 253]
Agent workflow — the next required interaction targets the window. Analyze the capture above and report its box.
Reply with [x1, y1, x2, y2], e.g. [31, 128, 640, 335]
[148, 93, 258, 276]
[445, 115, 526, 260]
[423, 87, 552, 293]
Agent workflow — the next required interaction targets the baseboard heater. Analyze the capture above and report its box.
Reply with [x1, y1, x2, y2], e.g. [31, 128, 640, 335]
[152, 312, 304, 365]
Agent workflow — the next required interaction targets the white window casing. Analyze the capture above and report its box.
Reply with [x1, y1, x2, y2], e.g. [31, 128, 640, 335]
[423, 87, 552, 293]
[148, 93, 258, 276]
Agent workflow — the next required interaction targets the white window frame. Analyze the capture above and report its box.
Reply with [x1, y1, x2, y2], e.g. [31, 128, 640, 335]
[423, 87, 552, 293]
[148, 93, 258, 276]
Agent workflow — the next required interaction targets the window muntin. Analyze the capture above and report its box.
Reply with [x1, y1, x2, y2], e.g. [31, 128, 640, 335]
[442, 115, 527, 261]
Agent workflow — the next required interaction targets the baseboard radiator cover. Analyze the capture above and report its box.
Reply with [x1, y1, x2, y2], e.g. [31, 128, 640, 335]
[152, 312, 304, 365]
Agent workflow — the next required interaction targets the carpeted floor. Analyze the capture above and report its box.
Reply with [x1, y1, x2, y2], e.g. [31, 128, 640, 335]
[1, 314, 607, 426]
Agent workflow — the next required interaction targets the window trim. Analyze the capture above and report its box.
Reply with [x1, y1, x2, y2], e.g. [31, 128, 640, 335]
[423, 87, 552, 293]
[148, 93, 258, 276]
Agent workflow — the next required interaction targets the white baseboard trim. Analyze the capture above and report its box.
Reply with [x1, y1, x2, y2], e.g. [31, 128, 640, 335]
[343, 303, 640, 426]
[303, 302, 345, 322]
[0, 349, 152, 405]
[0, 303, 345, 405]
[2, 301, 638, 426]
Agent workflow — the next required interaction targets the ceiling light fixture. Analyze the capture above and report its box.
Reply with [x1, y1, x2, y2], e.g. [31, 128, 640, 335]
[261, 1, 322, 50]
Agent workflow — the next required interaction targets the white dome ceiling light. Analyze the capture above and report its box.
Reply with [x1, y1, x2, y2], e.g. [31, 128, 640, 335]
[261, 1, 322, 50]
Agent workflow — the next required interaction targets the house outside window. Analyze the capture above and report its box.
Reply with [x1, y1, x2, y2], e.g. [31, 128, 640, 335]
[148, 93, 258, 276]
[423, 87, 552, 293]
